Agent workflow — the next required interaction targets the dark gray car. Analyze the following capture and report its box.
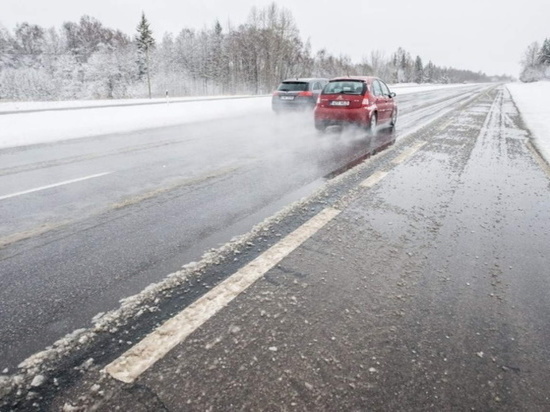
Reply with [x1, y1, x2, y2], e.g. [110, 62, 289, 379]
[272, 78, 328, 113]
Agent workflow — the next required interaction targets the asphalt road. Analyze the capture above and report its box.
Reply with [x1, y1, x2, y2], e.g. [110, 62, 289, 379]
[0, 84, 488, 369]
[3, 85, 550, 410]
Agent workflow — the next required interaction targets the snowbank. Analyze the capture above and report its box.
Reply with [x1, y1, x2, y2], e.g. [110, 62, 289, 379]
[0, 97, 271, 149]
[0, 94, 262, 114]
[507, 81, 550, 163]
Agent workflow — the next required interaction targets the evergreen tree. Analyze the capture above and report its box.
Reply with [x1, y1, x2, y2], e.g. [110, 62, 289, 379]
[135, 12, 155, 53]
[414, 56, 423, 83]
[135, 12, 155, 97]
[210, 20, 229, 92]
[539, 38, 550, 65]
[424, 61, 435, 83]
[391, 47, 412, 83]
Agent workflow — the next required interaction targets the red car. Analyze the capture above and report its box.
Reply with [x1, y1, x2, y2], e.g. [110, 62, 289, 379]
[314, 76, 397, 133]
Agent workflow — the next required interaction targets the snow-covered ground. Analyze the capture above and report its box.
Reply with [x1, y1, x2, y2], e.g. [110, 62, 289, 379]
[0, 94, 261, 114]
[0, 83, 475, 150]
[0, 97, 272, 149]
[507, 81, 550, 163]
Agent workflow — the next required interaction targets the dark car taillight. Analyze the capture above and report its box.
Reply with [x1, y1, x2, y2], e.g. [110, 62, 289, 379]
[273, 91, 280, 96]
[297, 91, 313, 97]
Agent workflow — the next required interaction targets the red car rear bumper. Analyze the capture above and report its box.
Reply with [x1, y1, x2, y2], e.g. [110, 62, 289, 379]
[314, 106, 372, 126]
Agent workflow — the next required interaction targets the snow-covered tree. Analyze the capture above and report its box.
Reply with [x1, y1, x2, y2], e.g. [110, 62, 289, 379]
[84, 43, 137, 98]
[210, 21, 229, 92]
[414, 56, 423, 83]
[364, 50, 391, 80]
[520, 41, 543, 82]
[0, 8, 507, 101]
[52, 54, 84, 99]
[538, 38, 550, 65]
[0, 24, 16, 70]
[424, 61, 436, 83]
[135, 12, 155, 97]
[390, 47, 413, 83]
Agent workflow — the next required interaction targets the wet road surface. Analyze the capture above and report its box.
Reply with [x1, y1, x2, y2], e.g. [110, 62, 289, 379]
[0, 85, 487, 369]
[12, 85, 547, 411]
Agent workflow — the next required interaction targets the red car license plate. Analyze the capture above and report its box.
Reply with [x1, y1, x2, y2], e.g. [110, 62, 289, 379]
[330, 100, 350, 106]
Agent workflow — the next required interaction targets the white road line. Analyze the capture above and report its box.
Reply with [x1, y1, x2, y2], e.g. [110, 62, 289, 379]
[0, 172, 112, 201]
[359, 141, 427, 189]
[391, 141, 427, 165]
[360, 171, 388, 188]
[437, 119, 454, 132]
[105, 207, 341, 384]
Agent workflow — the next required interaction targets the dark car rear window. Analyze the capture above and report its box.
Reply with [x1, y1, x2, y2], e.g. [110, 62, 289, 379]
[323, 81, 366, 95]
[278, 82, 308, 92]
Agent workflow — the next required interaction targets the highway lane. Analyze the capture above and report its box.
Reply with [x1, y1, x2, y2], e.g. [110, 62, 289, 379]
[0, 85, 482, 242]
[5, 84, 549, 410]
[0, 84, 488, 368]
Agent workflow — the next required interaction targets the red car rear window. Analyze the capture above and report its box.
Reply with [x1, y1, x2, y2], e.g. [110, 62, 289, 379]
[323, 81, 366, 95]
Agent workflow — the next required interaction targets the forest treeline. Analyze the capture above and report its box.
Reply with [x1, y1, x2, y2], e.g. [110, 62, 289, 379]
[0, 4, 510, 101]
[519, 38, 550, 82]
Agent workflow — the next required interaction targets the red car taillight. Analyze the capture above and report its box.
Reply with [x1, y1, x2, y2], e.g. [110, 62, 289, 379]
[298, 91, 313, 97]
[362, 98, 369, 106]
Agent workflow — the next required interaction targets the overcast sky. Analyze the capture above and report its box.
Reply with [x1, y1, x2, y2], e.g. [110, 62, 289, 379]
[2, 0, 548, 77]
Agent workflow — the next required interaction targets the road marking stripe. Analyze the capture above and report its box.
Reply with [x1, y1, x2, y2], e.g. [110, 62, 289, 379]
[105, 207, 341, 383]
[437, 119, 454, 132]
[360, 171, 388, 188]
[0, 172, 112, 201]
[527, 141, 550, 177]
[391, 141, 427, 165]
